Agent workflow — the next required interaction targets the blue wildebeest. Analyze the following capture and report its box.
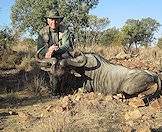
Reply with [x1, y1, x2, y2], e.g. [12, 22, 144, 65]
[36, 47, 161, 98]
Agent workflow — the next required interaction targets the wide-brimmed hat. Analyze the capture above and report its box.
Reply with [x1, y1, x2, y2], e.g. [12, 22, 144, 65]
[45, 9, 64, 22]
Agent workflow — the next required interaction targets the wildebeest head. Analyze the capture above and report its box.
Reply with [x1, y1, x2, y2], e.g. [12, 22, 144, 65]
[35, 46, 87, 77]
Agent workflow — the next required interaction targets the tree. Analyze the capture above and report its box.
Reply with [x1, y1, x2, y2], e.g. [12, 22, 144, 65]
[99, 27, 120, 46]
[121, 17, 160, 53]
[81, 15, 110, 45]
[11, 0, 99, 35]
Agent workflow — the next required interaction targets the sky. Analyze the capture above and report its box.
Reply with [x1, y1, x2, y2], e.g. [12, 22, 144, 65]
[0, 0, 162, 37]
[0, 0, 15, 27]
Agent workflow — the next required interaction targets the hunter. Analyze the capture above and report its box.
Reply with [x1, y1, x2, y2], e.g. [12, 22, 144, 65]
[37, 9, 75, 96]
[37, 9, 74, 61]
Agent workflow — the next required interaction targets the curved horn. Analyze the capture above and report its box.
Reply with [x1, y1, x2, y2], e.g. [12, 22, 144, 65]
[65, 52, 87, 67]
[35, 45, 47, 63]
[35, 45, 57, 64]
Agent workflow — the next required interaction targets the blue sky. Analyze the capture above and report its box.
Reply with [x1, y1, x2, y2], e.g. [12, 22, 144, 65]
[0, 0, 162, 37]
[0, 0, 15, 27]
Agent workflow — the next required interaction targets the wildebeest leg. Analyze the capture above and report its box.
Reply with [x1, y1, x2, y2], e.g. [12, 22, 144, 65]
[83, 80, 94, 93]
[49, 75, 60, 96]
[138, 84, 158, 98]
[59, 75, 67, 95]
[121, 73, 156, 97]
[140, 83, 161, 106]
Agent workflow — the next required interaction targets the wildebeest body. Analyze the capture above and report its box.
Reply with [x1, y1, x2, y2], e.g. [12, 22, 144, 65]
[71, 53, 161, 95]
[36, 46, 161, 96]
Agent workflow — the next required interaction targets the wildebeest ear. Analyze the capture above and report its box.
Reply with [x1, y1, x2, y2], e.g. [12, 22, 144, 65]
[65, 52, 87, 67]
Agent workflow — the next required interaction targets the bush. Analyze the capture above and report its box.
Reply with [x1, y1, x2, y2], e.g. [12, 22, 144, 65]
[157, 37, 162, 49]
[0, 27, 15, 47]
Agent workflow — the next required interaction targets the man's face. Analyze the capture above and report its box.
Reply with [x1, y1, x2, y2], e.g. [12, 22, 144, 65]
[47, 18, 59, 30]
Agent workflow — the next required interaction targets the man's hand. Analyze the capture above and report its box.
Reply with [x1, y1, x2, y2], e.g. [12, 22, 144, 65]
[45, 45, 59, 59]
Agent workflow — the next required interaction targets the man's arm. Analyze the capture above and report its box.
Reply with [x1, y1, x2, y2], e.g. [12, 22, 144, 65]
[54, 30, 71, 55]
[38, 31, 59, 59]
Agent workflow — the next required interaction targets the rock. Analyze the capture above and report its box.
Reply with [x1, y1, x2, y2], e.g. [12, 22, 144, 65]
[116, 52, 131, 60]
[74, 93, 83, 101]
[142, 115, 149, 121]
[61, 96, 74, 111]
[53, 106, 64, 113]
[18, 112, 31, 123]
[117, 93, 123, 98]
[105, 95, 113, 101]
[84, 92, 96, 100]
[40, 113, 44, 117]
[157, 96, 162, 107]
[125, 121, 134, 127]
[113, 95, 120, 100]
[46, 105, 53, 112]
[150, 100, 161, 111]
[8, 111, 17, 115]
[61, 96, 70, 109]
[75, 95, 81, 101]
[96, 93, 104, 101]
[18, 112, 28, 118]
[125, 109, 142, 120]
[136, 126, 151, 132]
[113, 94, 124, 101]
[8, 111, 13, 115]
[128, 97, 145, 108]
[122, 126, 133, 132]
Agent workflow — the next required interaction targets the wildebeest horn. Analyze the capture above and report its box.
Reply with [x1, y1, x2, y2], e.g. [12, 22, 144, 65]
[65, 52, 87, 67]
[35, 45, 57, 64]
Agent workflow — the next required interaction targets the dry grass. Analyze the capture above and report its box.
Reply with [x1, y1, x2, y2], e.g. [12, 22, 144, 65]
[76, 44, 123, 58]
[0, 40, 36, 71]
[11, 40, 36, 53]
[77, 45, 162, 72]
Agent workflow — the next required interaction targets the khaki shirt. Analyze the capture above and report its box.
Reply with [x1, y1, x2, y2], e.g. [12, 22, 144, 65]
[37, 25, 73, 57]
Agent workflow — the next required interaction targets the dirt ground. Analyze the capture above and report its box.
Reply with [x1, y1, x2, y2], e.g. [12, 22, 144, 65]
[1, 46, 162, 132]
[0, 90, 162, 132]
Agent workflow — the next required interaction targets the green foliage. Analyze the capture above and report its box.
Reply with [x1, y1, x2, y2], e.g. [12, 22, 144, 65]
[88, 15, 110, 32]
[99, 27, 120, 46]
[121, 17, 160, 49]
[0, 27, 14, 45]
[0, 27, 17, 53]
[11, 0, 99, 35]
[78, 15, 110, 44]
